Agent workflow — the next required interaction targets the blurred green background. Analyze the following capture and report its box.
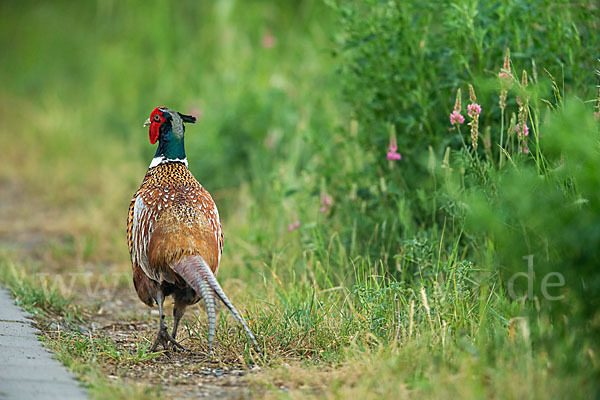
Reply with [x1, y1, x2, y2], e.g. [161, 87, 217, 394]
[1, 0, 599, 398]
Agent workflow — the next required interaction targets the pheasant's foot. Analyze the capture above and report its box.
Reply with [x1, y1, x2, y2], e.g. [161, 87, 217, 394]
[168, 340, 189, 353]
[151, 327, 188, 352]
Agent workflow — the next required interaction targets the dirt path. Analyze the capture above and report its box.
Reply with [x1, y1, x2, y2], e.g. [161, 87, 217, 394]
[0, 178, 258, 399]
[88, 294, 257, 399]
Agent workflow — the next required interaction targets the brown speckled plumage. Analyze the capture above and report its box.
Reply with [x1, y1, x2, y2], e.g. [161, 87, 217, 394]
[127, 107, 257, 352]
[127, 161, 223, 280]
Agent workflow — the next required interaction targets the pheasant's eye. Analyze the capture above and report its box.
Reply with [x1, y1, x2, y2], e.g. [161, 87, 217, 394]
[153, 114, 161, 122]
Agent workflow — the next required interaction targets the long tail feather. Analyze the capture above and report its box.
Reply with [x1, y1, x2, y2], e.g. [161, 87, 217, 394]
[171, 256, 259, 350]
[198, 278, 216, 350]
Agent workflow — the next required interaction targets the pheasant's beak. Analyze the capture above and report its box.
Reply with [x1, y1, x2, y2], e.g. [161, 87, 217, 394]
[143, 118, 151, 128]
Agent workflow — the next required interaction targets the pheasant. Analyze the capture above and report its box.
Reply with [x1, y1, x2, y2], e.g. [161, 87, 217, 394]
[127, 106, 258, 352]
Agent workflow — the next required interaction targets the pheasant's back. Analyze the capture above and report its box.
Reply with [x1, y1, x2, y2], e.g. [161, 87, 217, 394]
[127, 162, 223, 284]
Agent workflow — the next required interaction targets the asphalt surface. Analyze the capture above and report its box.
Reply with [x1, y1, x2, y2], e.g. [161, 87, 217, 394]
[0, 287, 88, 400]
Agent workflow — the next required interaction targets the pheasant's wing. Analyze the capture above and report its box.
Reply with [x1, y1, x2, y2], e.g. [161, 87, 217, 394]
[131, 262, 157, 306]
[128, 192, 160, 305]
[127, 195, 136, 255]
[129, 185, 173, 283]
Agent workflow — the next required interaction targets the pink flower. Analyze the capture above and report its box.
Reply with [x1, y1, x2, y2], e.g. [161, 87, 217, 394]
[288, 221, 300, 231]
[288, 224, 294, 231]
[261, 32, 276, 49]
[515, 123, 529, 136]
[523, 146, 529, 154]
[387, 151, 402, 161]
[320, 193, 333, 213]
[467, 103, 482, 117]
[387, 135, 402, 161]
[450, 110, 465, 125]
[295, 221, 300, 228]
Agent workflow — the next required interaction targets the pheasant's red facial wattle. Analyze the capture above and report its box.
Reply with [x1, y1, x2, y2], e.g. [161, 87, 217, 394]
[148, 108, 165, 144]
[149, 122, 160, 144]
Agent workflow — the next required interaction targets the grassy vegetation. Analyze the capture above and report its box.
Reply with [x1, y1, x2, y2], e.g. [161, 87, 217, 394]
[0, 257, 161, 399]
[1, 0, 599, 398]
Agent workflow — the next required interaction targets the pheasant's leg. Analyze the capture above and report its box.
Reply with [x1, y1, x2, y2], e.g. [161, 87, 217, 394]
[171, 302, 185, 339]
[170, 302, 189, 352]
[150, 289, 186, 352]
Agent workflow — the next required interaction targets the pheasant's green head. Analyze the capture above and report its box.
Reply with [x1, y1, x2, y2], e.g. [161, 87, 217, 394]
[144, 107, 196, 161]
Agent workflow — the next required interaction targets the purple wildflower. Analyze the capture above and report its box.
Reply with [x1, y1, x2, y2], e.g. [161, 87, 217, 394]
[450, 110, 465, 125]
[261, 31, 276, 49]
[387, 151, 402, 161]
[467, 103, 482, 117]
[387, 134, 402, 161]
[320, 193, 333, 213]
[515, 123, 529, 136]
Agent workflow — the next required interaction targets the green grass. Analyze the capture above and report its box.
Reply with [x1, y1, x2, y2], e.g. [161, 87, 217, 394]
[1, 0, 599, 398]
[41, 331, 162, 400]
[0, 258, 79, 319]
[0, 256, 162, 399]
